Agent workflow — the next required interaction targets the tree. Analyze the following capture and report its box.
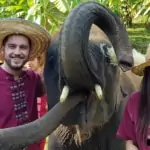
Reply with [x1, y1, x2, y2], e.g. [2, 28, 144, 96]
[0, 0, 66, 33]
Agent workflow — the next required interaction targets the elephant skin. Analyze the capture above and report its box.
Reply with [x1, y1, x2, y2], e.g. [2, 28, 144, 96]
[0, 90, 86, 149]
[46, 43, 144, 150]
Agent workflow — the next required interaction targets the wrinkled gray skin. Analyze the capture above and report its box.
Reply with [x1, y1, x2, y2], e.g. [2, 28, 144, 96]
[0, 94, 86, 150]
[43, 2, 136, 150]
[44, 37, 137, 150]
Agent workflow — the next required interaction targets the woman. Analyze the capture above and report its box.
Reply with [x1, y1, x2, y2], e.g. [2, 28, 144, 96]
[116, 44, 150, 150]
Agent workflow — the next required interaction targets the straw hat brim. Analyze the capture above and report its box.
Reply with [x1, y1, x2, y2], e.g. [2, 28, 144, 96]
[131, 60, 150, 76]
[0, 18, 51, 60]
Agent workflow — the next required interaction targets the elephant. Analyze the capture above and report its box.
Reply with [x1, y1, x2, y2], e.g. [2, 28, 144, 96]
[43, 2, 137, 150]
[45, 41, 145, 150]
[44, 2, 146, 150]
[0, 2, 145, 150]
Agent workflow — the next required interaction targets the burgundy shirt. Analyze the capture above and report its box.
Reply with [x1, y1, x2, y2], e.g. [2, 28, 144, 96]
[117, 91, 150, 150]
[0, 67, 44, 150]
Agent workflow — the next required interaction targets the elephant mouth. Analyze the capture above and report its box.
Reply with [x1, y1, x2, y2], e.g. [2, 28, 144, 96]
[82, 93, 99, 124]
[71, 87, 115, 145]
[72, 91, 108, 145]
[59, 84, 103, 103]
[74, 124, 93, 145]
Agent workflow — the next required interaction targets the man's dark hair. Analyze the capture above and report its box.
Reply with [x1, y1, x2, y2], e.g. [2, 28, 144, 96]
[138, 66, 150, 141]
[2, 34, 31, 48]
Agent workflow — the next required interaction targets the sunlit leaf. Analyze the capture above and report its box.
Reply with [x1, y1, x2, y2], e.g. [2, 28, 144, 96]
[25, 3, 41, 19]
[49, 0, 69, 13]
[18, 0, 26, 5]
[0, 0, 7, 5]
[27, 0, 34, 7]
[6, 5, 25, 11]
[134, 6, 146, 18]
[144, 7, 150, 15]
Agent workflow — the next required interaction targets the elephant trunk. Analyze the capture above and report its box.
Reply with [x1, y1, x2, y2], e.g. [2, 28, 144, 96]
[60, 2, 133, 90]
[0, 95, 85, 150]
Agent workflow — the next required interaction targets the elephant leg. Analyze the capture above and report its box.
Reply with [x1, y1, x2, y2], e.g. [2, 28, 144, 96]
[101, 112, 126, 150]
[48, 113, 125, 150]
[48, 126, 109, 150]
[79, 113, 125, 150]
[48, 134, 63, 150]
[48, 124, 78, 150]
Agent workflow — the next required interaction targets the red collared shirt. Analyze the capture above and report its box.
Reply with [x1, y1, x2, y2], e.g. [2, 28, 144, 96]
[117, 91, 150, 150]
[0, 67, 44, 150]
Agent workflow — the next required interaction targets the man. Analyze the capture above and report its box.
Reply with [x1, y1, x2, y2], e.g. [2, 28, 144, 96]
[0, 18, 51, 150]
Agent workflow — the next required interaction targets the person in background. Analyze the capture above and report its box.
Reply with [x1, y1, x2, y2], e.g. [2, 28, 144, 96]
[25, 53, 48, 150]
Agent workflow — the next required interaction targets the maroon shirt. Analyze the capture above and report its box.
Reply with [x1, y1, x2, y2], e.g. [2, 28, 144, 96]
[0, 67, 44, 150]
[117, 91, 150, 150]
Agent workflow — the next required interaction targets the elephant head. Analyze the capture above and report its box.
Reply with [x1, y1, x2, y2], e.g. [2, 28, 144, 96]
[56, 1, 133, 144]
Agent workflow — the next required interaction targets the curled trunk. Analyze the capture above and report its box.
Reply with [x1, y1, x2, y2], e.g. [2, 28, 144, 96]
[0, 95, 85, 150]
[60, 2, 133, 90]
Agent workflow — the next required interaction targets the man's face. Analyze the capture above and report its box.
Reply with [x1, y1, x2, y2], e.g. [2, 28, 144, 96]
[2, 35, 30, 70]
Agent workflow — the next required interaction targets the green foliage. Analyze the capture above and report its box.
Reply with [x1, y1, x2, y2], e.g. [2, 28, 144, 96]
[134, 0, 150, 17]
[0, 0, 67, 33]
[0, 0, 149, 53]
[127, 23, 150, 54]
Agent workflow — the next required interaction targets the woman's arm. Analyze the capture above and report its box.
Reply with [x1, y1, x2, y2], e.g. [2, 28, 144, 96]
[126, 140, 138, 150]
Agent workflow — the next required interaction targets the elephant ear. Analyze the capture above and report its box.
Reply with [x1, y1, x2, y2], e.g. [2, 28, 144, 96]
[111, 13, 133, 72]
[120, 71, 136, 97]
[116, 70, 137, 121]
[43, 37, 60, 109]
[59, 2, 133, 89]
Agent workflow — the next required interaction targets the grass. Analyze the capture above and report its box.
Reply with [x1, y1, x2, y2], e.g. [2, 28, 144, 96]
[127, 17, 150, 54]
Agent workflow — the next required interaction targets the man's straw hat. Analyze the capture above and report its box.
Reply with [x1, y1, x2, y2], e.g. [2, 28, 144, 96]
[132, 44, 150, 76]
[0, 18, 51, 60]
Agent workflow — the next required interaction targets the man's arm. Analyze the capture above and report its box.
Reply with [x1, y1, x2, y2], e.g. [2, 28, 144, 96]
[36, 72, 45, 97]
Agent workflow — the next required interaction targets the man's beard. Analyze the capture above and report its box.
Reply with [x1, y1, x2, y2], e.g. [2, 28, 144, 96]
[5, 58, 27, 71]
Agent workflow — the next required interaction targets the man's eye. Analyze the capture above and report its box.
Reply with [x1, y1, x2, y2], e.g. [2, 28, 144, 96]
[20, 45, 29, 50]
[9, 45, 16, 49]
